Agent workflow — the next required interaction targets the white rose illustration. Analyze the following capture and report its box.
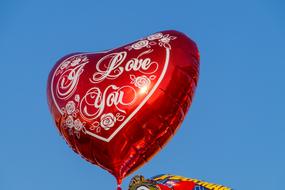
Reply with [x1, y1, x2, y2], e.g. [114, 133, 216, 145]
[147, 33, 163, 40]
[74, 94, 80, 102]
[65, 116, 74, 128]
[131, 40, 149, 50]
[66, 101, 76, 115]
[60, 61, 70, 70]
[100, 113, 116, 130]
[71, 57, 82, 66]
[134, 76, 150, 88]
[160, 37, 171, 44]
[73, 119, 83, 131]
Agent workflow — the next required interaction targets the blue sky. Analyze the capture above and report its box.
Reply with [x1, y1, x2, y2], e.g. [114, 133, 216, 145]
[0, 0, 284, 189]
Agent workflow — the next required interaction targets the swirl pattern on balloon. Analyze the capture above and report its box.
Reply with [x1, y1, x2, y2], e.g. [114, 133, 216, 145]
[50, 33, 176, 142]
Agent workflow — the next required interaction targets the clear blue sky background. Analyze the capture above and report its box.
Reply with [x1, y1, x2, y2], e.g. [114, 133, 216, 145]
[0, 0, 284, 189]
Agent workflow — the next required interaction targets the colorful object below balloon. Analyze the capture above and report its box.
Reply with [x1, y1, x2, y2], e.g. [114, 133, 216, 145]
[129, 174, 231, 190]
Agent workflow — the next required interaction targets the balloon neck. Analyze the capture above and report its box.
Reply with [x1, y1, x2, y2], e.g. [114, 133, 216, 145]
[116, 178, 122, 190]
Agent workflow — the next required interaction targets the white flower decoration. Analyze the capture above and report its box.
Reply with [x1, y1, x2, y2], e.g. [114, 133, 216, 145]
[66, 101, 76, 115]
[160, 37, 171, 44]
[73, 119, 83, 131]
[65, 115, 74, 128]
[133, 75, 150, 88]
[158, 34, 176, 49]
[100, 113, 116, 130]
[147, 33, 163, 40]
[60, 61, 70, 70]
[71, 57, 82, 66]
[131, 40, 149, 50]
[74, 94, 80, 102]
[61, 99, 86, 138]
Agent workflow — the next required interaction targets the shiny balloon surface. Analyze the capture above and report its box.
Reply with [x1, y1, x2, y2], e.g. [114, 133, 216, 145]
[47, 30, 199, 185]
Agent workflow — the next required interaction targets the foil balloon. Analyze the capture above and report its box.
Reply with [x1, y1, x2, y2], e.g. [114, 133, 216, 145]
[47, 30, 199, 188]
[128, 174, 232, 190]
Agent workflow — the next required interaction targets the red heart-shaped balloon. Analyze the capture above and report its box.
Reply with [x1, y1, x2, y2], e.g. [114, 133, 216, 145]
[47, 30, 199, 186]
